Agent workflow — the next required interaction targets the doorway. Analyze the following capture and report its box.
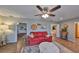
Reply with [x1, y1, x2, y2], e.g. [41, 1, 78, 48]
[51, 24, 60, 40]
[16, 23, 27, 52]
[17, 23, 27, 39]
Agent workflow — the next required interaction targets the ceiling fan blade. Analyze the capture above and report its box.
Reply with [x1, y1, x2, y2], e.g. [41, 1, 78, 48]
[50, 5, 61, 12]
[48, 14, 55, 16]
[36, 5, 43, 11]
[35, 14, 42, 16]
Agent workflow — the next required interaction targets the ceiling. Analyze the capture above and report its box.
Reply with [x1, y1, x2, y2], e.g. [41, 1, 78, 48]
[0, 5, 79, 22]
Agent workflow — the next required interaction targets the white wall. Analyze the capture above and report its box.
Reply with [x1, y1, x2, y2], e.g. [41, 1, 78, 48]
[59, 19, 79, 42]
[56, 24, 60, 37]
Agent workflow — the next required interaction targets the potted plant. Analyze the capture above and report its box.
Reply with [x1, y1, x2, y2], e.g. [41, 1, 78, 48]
[61, 27, 68, 36]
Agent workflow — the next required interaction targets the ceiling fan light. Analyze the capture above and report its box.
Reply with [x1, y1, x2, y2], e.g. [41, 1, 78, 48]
[42, 14, 49, 19]
[45, 14, 49, 17]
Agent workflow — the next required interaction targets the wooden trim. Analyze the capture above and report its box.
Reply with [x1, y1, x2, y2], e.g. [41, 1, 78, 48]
[75, 23, 77, 38]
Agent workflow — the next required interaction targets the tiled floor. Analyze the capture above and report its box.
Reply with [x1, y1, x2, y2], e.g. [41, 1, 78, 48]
[56, 38, 79, 53]
[0, 43, 16, 53]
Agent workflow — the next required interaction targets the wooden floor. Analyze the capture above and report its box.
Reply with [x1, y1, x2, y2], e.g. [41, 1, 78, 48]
[56, 38, 79, 53]
[1, 37, 78, 53]
[0, 43, 16, 53]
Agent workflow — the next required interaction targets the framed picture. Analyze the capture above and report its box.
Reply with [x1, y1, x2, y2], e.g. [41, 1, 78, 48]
[31, 24, 37, 30]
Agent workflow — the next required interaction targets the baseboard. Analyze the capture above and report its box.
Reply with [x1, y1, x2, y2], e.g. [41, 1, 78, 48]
[7, 42, 16, 44]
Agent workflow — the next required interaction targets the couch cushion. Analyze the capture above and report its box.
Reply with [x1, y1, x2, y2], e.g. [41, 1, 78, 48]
[32, 32, 48, 37]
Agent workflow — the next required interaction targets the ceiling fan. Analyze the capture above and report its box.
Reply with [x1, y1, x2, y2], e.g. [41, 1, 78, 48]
[35, 5, 61, 19]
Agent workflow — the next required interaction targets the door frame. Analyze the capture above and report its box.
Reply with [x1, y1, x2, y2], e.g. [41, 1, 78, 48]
[51, 24, 60, 37]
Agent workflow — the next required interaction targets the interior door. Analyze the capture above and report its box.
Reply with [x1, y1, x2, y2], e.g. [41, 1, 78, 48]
[75, 23, 79, 38]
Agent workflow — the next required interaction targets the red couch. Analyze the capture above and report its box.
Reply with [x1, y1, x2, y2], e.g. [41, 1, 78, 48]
[27, 32, 52, 46]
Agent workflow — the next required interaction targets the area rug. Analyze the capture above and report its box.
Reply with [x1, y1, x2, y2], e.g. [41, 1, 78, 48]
[22, 42, 60, 53]
[22, 45, 40, 53]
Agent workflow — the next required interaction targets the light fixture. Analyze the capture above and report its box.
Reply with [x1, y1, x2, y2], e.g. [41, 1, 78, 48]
[0, 22, 13, 33]
[42, 14, 49, 19]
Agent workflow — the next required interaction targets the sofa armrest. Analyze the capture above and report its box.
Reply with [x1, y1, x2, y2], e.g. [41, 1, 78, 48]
[45, 36, 52, 42]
